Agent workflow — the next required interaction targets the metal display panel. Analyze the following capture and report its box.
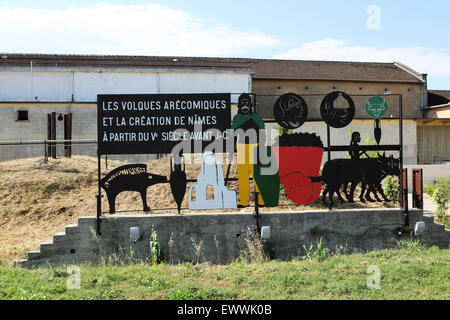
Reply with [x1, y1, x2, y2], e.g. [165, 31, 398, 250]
[97, 93, 231, 155]
[94, 92, 408, 236]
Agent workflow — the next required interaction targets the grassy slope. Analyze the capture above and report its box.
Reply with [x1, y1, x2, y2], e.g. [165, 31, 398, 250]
[0, 156, 396, 265]
[0, 245, 448, 300]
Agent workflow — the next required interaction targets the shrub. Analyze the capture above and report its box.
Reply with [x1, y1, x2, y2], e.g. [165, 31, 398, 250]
[276, 125, 293, 136]
[381, 175, 399, 203]
[424, 184, 436, 197]
[361, 135, 379, 158]
[432, 174, 450, 221]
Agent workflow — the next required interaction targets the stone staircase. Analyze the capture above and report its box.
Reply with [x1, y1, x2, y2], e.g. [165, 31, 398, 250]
[419, 212, 450, 248]
[16, 218, 100, 268]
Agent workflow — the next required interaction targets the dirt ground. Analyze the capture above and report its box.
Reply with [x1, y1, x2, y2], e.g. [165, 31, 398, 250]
[0, 155, 397, 265]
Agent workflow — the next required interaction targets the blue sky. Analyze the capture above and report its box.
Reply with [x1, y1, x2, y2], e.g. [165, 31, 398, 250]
[1, 0, 450, 89]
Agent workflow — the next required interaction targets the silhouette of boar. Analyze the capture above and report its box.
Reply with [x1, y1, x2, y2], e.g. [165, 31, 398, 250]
[100, 164, 167, 213]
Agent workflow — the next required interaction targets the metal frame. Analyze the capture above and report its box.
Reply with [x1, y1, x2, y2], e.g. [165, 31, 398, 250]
[0, 91, 408, 235]
[92, 92, 407, 234]
[255, 93, 407, 224]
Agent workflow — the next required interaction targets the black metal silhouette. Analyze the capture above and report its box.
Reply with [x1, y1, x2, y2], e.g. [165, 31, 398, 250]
[349, 132, 369, 160]
[322, 153, 400, 206]
[170, 153, 187, 214]
[374, 119, 382, 145]
[359, 154, 400, 202]
[100, 164, 167, 213]
[320, 91, 355, 128]
[273, 93, 308, 129]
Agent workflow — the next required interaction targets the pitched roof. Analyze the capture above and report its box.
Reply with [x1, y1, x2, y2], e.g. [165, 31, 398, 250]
[0, 53, 253, 71]
[0, 53, 424, 83]
[250, 59, 424, 83]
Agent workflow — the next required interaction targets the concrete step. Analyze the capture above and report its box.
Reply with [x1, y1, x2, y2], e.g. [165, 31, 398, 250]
[39, 240, 54, 256]
[65, 224, 79, 235]
[14, 259, 28, 267]
[421, 215, 435, 224]
[27, 250, 41, 260]
[53, 232, 66, 243]
[426, 222, 445, 232]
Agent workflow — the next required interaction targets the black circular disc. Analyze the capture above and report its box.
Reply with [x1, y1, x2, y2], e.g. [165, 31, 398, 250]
[320, 91, 355, 128]
[273, 93, 308, 129]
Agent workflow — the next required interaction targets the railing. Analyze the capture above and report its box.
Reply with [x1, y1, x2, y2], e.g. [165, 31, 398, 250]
[0, 139, 97, 163]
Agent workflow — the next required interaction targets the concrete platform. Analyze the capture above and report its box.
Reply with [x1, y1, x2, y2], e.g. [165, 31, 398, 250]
[16, 208, 449, 268]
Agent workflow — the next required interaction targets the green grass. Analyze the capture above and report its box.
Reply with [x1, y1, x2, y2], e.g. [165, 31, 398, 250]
[0, 245, 449, 300]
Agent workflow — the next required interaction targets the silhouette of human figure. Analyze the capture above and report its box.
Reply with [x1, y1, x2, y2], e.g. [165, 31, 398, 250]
[230, 93, 265, 208]
[349, 132, 369, 160]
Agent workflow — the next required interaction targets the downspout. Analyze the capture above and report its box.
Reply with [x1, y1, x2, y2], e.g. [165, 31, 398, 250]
[421, 74, 428, 118]
[156, 72, 161, 94]
[30, 61, 33, 100]
[69, 71, 75, 113]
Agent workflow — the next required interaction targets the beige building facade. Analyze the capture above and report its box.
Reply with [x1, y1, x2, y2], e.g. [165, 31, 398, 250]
[250, 59, 427, 165]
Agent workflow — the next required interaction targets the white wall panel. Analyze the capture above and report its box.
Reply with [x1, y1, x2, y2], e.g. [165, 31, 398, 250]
[0, 69, 251, 102]
[32, 72, 73, 101]
[159, 72, 250, 96]
[0, 71, 31, 101]
[73, 72, 160, 101]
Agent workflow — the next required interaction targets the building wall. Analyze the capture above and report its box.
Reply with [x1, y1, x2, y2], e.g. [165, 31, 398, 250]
[424, 104, 450, 119]
[0, 67, 252, 161]
[0, 68, 251, 102]
[0, 67, 426, 165]
[417, 120, 450, 164]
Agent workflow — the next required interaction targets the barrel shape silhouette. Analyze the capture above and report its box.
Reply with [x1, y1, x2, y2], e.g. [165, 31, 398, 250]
[272, 146, 324, 205]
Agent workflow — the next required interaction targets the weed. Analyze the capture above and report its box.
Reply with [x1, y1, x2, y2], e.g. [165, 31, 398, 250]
[396, 238, 424, 252]
[128, 246, 135, 264]
[149, 226, 163, 265]
[191, 237, 204, 265]
[214, 235, 220, 264]
[238, 227, 267, 263]
[334, 243, 349, 255]
[52, 268, 69, 278]
[302, 237, 330, 261]
[168, 283, 235, 300]
[92, 289, 123, 300]
[135, 275, 168, 290]
[89, 227, 105, 265]
[21, 247, 30, 260]
[168, 232, 175, 264]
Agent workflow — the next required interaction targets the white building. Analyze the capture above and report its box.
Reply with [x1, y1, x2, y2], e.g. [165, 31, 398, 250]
[0, 54, 253, 161]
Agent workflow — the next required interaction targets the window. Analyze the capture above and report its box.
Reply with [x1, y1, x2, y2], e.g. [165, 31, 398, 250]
[17, 110, 29, 121]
